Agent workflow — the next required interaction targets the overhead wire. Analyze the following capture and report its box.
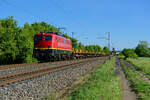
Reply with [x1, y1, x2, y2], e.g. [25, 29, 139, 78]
[0, 0, 29, 24]
[0, 0, 103, 46]
[50, 0, 87, 36]
[0, 0, 56, 25]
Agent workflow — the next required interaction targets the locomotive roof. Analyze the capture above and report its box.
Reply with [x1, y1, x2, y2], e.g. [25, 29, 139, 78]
[35, 32, 68, 39]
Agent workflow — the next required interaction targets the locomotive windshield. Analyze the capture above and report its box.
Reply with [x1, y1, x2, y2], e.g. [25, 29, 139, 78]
[35, 36, 42, 41]
[44, 36, 52, 41]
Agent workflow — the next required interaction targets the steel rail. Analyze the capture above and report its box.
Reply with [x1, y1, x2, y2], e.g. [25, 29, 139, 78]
[0, 58, 99, 87]
[0, 63, 38, 70]
[0, 58, 90, 70]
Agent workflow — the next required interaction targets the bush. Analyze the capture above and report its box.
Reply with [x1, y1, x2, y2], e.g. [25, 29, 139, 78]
[23, 55, 38, 63]
[118, 53, 125, 59]
[103, 46, 110, 55]
[122, 48, 138, 59]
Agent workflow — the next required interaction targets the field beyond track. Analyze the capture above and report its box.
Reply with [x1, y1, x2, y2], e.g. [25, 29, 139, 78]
[127, 57, 150, 79]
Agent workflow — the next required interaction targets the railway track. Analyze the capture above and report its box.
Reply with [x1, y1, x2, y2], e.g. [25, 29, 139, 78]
[0, 58, 102, 77]
[121, 59, 150, 84]
[0, 58, 98, 71]
[0, 59, 79, 70]
[0, 58, 101, 87]
[0, 63, 38, 70]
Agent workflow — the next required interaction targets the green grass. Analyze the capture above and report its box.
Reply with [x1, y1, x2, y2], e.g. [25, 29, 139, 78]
[120, 60, 150, 100]
[63, 57, 122, 100]
[138, 57, 150, 60]
[127, 58, 150, 79]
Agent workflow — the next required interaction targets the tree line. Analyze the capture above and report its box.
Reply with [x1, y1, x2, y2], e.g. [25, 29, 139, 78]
[0, 16, 110, 64]
[120, 41, 150, 59]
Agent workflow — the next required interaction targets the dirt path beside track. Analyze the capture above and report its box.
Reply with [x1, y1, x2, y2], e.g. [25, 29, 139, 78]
[116, 58, 137, 100]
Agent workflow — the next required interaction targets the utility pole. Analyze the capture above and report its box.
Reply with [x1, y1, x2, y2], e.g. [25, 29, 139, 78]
[97, 32, 111, 57]
[72, 32, 75, 49]
[107, 32, 111, 59]
[107, 32, 111, 51]
[97, 32, 111, 50]
[57, 27, 66, 33]
[72, 32, 74, 39]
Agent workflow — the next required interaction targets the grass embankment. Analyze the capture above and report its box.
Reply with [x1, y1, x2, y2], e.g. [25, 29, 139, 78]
[120, 60, 150, 100]
[63, 57, 122, 100]
[127, 58, 150, 79]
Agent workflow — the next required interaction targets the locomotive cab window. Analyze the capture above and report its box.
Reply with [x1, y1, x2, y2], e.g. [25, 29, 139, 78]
[35, 36, 42, 41]
[45, 36, 52, 41]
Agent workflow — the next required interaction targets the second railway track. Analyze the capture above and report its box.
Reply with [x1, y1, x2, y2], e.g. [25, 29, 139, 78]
[0, 58, 99, 76]
[0, 57, 105, 87]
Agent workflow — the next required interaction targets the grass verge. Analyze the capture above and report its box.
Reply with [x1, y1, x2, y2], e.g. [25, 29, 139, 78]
[48, 72, 92, 100]
[61, 57, 122, 100]
[120, 60, 150, 100]
[127, 58, 150, 79]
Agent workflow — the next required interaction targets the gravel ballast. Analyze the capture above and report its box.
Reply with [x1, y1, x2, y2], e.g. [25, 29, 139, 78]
[0, 57, 108, 100]
[0, 58, 98, 76]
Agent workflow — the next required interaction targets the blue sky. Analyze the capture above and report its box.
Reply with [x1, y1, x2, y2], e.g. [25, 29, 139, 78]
[0, 0, 150, 50]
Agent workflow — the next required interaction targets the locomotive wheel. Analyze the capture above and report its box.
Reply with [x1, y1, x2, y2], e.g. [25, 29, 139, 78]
[50, 56, 55, 62]
[58, 55, 61, 61]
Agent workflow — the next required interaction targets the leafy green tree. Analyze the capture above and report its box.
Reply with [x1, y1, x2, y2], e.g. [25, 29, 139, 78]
[0, 16, 19, 64]
[31, 22, 60, 33]
[0, 16, 105, 64]
[78, 42, 85, 50]
[15, 23, 35, 63]
[71, 38, 78, 49]
[135, 41, 150, 57]
[94, 45, 103, 53]
[103, 46, 110, 55]
[0, 17, 61, 64]
[85, 45, 103, 53]
[122, 48, 138, 59]
[85, 45, 94, 52]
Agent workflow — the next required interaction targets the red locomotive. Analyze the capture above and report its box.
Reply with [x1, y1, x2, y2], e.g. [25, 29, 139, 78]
[34, 32, 72, 60]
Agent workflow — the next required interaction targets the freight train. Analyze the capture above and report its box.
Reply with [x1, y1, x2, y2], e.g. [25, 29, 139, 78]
[33, 32, 104, 61]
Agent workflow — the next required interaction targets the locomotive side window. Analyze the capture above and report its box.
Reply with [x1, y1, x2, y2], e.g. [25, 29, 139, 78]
[35, 36, 42, 41]
[45, 36, 52, 41]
